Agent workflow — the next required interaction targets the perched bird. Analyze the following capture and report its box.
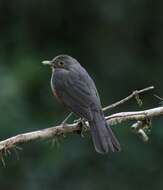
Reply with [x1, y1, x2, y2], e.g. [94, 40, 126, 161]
[42, 55, 121, 154]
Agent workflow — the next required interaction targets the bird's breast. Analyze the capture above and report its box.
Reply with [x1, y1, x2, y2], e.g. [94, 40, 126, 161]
[50, 70, 65, 104]
[51, 73, 55, 94]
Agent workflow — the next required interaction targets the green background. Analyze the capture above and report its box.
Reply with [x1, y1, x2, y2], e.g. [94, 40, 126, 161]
[0, 0, 163, 189]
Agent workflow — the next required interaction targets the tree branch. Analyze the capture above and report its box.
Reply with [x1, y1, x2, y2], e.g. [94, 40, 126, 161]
[0, 86, 158, 158]
[0, 106, 163, 153]
[107, 106, 163, 124]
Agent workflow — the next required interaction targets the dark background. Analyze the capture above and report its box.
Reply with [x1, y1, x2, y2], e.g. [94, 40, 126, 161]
[0, 0, 163, 190]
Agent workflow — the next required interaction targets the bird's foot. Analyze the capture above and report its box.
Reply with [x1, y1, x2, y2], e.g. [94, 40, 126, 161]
[75, 118, 87, 137]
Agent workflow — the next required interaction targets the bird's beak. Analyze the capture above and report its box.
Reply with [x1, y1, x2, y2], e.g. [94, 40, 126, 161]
[42, 60, 52, 66]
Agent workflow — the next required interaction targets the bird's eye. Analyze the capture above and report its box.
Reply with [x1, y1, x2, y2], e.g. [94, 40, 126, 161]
[58, 61, 64, 66]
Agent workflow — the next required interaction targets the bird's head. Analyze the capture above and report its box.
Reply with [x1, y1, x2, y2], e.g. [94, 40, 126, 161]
[42, 54, 79, 70]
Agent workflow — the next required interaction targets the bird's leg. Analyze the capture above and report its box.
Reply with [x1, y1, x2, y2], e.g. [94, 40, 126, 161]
[61, 112, 73, 125]
[51, 113, 73, 146]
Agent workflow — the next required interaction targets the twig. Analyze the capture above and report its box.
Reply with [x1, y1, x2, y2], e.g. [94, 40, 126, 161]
[103, 86, 154, 111]
[154, 94, 163, 101]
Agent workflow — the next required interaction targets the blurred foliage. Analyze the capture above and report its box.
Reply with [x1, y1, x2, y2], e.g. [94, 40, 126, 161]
[0, 0, 163, 190]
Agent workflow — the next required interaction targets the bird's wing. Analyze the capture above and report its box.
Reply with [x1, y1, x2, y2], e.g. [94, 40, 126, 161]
[54, 68, 100, 121]
[68, 69, 101, 107]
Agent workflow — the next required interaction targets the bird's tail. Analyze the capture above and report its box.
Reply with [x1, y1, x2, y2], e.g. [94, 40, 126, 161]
[89, 112, 121, 154]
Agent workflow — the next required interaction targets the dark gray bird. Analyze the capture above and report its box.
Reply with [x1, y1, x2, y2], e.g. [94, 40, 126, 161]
[42, 55, 121, 154]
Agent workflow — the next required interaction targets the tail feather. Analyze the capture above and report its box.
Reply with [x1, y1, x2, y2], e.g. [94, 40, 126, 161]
[90, 122, 110, 153]
[106, 126, 121, 152]
[89, 112, 121, 154]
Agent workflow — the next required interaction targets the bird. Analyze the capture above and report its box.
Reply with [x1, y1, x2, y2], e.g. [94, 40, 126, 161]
[42, 55, 121, 154]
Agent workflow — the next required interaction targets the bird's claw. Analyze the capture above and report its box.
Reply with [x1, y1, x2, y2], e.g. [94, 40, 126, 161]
[74, 118, 87, 137]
